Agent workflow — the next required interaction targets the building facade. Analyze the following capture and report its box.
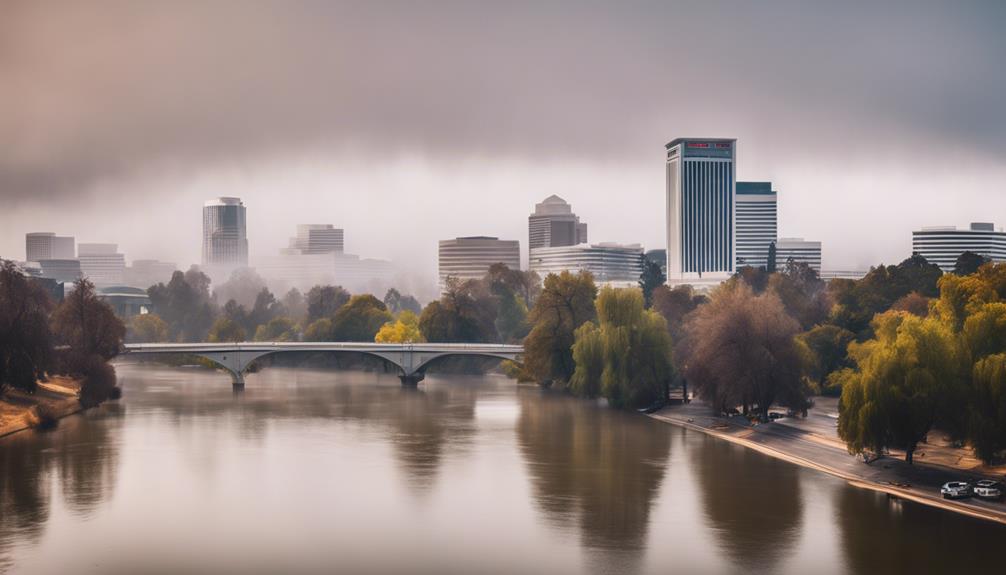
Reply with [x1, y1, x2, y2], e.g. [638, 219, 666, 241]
[78, 243, 126, 287]
[735, 181, 778, 269]
[438, 237, 520, 290]
[25, 232, 75, 261]
[38, 259, 82, 283]
[665, 138, 736, 284]
[529, 243, 644, 287]
[774, 238, 822, 273]
[202, 197, 248, 272]
[912, 223, 1006, 272]
[290, 224, 344, 254]
[125, 260, 178, 288]
[528, 195, 588, 250]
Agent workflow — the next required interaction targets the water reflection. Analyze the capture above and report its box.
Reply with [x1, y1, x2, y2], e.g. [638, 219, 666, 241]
[516, 390, 671, 553]
[689, 434, 803, 572]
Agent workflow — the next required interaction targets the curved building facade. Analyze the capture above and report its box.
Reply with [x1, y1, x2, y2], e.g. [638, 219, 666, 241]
[912, 223, 1006, 272]
[438, 237, 520, 291]
[529, 243, 643, 287]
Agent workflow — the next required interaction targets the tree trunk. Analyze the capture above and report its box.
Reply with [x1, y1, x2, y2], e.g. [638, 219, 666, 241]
[682, 378, 689, 404]
[905, 446, 914, 465]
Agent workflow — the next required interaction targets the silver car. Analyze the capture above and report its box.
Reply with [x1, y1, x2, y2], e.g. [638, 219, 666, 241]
[940, 481, 972, 500]
[973, 480, 1003, 501]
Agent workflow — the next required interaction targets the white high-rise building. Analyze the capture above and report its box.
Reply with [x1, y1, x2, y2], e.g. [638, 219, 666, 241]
[202, 197, 248, 277]
[912, 223, 1006, 272]
[438, 236, 520, 290]
[290, 224, 344, 254]
[528, 195, 588, 250]
[665, 138, 736, 285]
[78, 243, 126, 287]
[774, 238, 822, 273]
[529, 243, 644, 287]
[25, 232, 75, 261]
[735, 182, 778, 269]
[125, 260, 178, 288]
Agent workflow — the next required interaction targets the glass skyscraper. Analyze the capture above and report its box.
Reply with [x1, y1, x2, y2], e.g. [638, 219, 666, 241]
[202, 197, 248, 272]
[665, 138, 736, 283]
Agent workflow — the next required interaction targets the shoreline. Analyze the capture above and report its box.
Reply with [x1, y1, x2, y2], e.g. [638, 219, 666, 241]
[0, 377, 84, 439]
[648, 403, 1006, 527]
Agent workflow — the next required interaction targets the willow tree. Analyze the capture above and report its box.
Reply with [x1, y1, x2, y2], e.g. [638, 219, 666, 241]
[837, 311, 964, 464]
[522, 271, 597, 387]
[569, 287, 673, 409]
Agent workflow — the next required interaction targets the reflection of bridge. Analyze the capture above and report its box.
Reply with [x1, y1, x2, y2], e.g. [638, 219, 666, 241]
[122, 342, 523, 388]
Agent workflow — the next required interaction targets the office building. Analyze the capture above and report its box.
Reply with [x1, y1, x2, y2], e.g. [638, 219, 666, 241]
[912, 223, 1006, 272]
[735, 182, 778, 269]
[38, 259, 82, 283]
[25, 232, 75, 261]
[125, 260, 178, 288]
[665, 138, 736, 284]
[289, 224, 344, 254]
[774, 238, 822, 273]
[78, 243, 126, 287]
[202, 197, 248, 274]
[438, 237, 520, 290]
[528, 195, 588, 250]
[529, 243, 644, 287]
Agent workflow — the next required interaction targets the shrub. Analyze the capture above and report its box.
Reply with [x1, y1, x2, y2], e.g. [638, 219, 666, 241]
[27, 404, 60, 430]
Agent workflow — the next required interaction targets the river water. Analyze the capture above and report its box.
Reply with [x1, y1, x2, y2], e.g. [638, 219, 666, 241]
[1, 364, 1003, 575]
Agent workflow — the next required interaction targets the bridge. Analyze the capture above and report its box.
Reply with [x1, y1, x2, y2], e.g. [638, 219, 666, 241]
[122, 342, 524, 388]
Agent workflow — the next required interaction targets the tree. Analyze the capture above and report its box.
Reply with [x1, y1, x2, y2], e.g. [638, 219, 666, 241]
[212, 267, 267, 307]
[331, 295, 393, 341]
[147, 267, 215, 342]
[651, 284, 706, 343]
[837, 311, 963, 464]
[383, 288, 422, 315]
[0, 261, 54, 395]
[254, 317, 299, 342]
[127, 313, 169, 343]
[303, 318, 334, 342]
[522, 271, 597, 386]
[418, 277, 498, 343]
[767, 241, 777, 274]
[248, 287, 281, 331]
[570, 287, 673, 409]
[375, 310, 424, 343]
[890, 292, 931, 317]
[678, 281, 809, 419]
[281, 288, 308, 323]
[638, 257, 666, 307]
[767, 261, 829, 329]
[954, 251, 990, 276]
[306, 285, 350, 323]
[968, 354, 1006, 464]
[486, 263, 540, 309]
[207, 317, 246, 342]
[799, 324, 855, 393]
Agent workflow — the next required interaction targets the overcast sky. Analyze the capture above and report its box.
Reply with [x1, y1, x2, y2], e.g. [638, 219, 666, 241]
[2, 0, 1005, 291]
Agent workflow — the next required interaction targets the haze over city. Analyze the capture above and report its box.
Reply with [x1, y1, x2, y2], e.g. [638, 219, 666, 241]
[4, 0, 1006, 286]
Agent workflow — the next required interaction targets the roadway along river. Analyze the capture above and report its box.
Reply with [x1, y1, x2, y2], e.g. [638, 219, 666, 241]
[1, 364, 1004, 575]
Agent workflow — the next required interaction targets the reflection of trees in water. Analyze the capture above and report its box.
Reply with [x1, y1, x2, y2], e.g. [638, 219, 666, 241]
[0, 406, 122, 567]
[689, 435, 802, 572]
[836, 486, 1006, 575]
[516, 390, 670, 553]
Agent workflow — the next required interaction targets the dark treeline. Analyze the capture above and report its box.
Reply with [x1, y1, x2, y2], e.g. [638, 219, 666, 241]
[0, 261, 125, 407]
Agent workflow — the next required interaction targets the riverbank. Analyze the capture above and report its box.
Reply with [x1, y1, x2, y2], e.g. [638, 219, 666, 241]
[0, 377, 83, 439]
[650, 399, 1006, 526]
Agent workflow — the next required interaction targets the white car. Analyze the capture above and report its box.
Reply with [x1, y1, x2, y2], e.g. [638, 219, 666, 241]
[973, 480, 1003, 501]
[940, 481, 972, 500]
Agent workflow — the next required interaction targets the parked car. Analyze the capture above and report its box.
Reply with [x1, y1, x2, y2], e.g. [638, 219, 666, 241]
[940, 481, 972, 500]
[973, 480, 1003, 501]
[768, 412, 785, 420]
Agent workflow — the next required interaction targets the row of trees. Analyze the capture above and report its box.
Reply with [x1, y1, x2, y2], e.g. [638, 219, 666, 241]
[0, 261, 125, 406]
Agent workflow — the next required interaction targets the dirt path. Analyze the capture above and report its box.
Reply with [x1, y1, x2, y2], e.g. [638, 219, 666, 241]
[0, 377, 83, 439]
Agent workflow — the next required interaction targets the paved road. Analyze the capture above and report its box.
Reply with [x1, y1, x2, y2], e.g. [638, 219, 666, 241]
[651, 400, 1006, 525]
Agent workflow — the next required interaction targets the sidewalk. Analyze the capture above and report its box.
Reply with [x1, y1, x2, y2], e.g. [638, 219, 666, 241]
[649, 398, 1006, 526]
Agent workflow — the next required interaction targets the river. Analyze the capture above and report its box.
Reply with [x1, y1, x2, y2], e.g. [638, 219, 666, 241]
[1, 364, 1003, 575]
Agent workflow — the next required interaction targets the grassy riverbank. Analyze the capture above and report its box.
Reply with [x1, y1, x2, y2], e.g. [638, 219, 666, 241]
[650, 399, 1006, 526]
[0, 377, 83, 439]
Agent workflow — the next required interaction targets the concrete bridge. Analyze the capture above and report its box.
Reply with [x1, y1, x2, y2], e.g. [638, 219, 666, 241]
[122, 342, 524, 388]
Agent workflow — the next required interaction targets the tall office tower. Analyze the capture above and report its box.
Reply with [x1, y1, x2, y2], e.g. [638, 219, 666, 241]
[202, 197, 248, 272]
[735, 182, 778, 269]
[289, 224, 344, 254]
[528, 195, 588, 250]
[25, 232, 75, 261]
[78, 243, 126, 287]
[665, 138, 736, 284]
[438, 236, 520, 291]
[912, 222, 1006, 272]
[774, 238, 823, 273]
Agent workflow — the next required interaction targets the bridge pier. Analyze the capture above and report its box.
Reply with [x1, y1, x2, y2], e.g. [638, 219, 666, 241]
[229, 370, 246, 390]
[398, 372, 425, 387]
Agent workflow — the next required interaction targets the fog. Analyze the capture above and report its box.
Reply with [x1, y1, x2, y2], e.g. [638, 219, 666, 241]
[2, 0, 1005, 291]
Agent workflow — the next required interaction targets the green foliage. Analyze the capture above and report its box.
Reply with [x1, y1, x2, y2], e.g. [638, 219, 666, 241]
[954, 251, 990, 276]
[303, 318, 334, 342]
[522, 271, 597, 386]
[127, 313, 169, 343]
[767, 241, 777, 274]
[829, 255, 942, 337]
[495, 290, 530, 343]
[254, 316, 299, 342]
[968, 354, 1006, 464]
[331, 294, 393, 341]
[207, 317, 246, 343]
[375, 310, 424, 343]
[637, 257, 666, 307]
[51, 278, 126, 361]
[0, 260, 54, 395]
[306, 285, 350, 323]
[419, 277, 498, 343]
[837, 312, 964, 463]
[799, 324, 855, 391]
[147, 267, 215, 342]
[383, 288, 422, 315]
[570, 287, 673, 409]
